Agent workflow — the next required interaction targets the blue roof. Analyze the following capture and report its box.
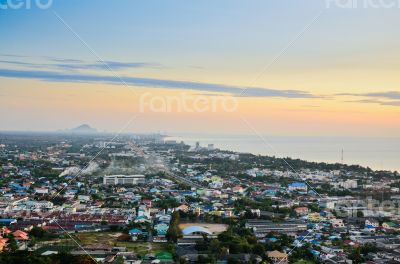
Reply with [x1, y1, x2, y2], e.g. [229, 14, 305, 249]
[75, 224, 94, 229]
[311, 240, 320, 245]
[204, 205, 213, 210]
[182, 226, 212, 235]
[289, 182, 306, 187]
[10, 183, 27, 190]
[180, 191, 196, 196]
[129, 228, 143, 234]
[161, 189, 178, 193]
[0, 219, 16, 224]
[309, 249, 320, 255]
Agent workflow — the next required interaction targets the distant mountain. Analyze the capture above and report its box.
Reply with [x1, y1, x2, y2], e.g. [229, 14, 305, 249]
[66, 124, 97, 133]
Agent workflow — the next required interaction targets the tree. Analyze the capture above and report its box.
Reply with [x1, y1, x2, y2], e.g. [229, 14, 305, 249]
[227, 257, 241, 264]
[252, 243, 265, 256]
[73, 255, 96, 264]
[348, 248, 364, 264]
[7, 235, 18, 252]
[198, 255, 215, 263]
[166, 211, 182, 243]
[29, 236, 37, 247]
[360, 243, 377, 255]
[210, 239, 222, 255]
[29, 226, 47, 239]
[115, 256, 124, 264]
[179, 257, 188, 264]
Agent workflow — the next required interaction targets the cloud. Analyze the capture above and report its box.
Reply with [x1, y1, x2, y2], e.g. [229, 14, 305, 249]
[361, 91, 400, 100]
[0, 53, 28, 58]
[339, 91, 400, 107]
[0, 57, 158, 71]
[0, 68, 317, 98]
[339, 91, 400, 100]
[0, 60, 39, 67]
[46, 57, 84, 63]
[61, 60, 157, 70]
[349, 99, 400, 106]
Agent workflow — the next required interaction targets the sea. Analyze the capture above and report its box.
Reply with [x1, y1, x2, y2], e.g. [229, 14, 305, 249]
[165, 134, 400, 172]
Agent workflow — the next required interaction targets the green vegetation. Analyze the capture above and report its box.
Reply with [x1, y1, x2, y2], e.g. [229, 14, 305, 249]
[166, 211, 183, 243]
[0, 251, 96, 264]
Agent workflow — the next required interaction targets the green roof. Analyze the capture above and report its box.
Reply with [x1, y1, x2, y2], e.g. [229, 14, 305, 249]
[155, 251, 173, 260]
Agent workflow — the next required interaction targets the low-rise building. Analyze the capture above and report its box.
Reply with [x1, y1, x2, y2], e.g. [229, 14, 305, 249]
[103, 175, 145, 185]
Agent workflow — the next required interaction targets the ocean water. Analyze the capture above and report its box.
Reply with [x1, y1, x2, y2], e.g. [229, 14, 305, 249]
[165, 134, 400, 172]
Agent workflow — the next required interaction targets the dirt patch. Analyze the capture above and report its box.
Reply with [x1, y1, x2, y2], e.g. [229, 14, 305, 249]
[179, 223, 228, 234]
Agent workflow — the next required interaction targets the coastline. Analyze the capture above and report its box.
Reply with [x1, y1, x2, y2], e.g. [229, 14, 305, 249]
[165, 134, 400, 172]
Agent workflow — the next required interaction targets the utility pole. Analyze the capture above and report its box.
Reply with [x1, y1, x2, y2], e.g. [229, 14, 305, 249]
[341, 149, 344, 164]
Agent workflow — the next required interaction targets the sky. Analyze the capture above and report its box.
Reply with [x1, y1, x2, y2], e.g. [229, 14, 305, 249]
[1, 0, 400, 137]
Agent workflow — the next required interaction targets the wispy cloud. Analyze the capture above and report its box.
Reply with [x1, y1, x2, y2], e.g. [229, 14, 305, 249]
[0, 68, 317, 98]
[0, 53, 28, 58]
[45, 57, 84, 63]
[339, 91, 400, 107]
[0, 60, 39, 67]
[348, 99, 400, 107]
[339, 91, 400, 100]
[0, 58, 158, 71]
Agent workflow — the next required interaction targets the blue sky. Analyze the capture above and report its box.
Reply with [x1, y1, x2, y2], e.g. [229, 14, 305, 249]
[0, 0, 400, 135]
[3, 0, 397, 67]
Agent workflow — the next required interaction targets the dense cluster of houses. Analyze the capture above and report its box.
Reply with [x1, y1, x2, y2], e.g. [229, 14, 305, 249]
[1, 135, 400, 263]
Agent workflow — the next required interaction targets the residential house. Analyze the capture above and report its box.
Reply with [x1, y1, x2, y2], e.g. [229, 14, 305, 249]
[267, 250, 288, 264]
[365, 218, 379, 229]
[294, 207, 309, 215]
[288, 182, 308, 193]
[12, 230, 29, 241]
[0, 237, 8, 252]
[331, 218, 345, 228]
[174, 204, 189, 213]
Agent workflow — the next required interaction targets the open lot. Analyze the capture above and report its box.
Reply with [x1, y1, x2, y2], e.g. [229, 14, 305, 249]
[53, 232, 169, 255]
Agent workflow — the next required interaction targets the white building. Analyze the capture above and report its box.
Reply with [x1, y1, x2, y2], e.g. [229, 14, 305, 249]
[340, 180, 358, 189]
[288, 182, 308, 192]
[34, 188, 49, 195]
[103, 175, 145, 185]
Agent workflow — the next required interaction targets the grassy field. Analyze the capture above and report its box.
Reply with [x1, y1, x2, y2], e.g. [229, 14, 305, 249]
[64, 232, 169, 255]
